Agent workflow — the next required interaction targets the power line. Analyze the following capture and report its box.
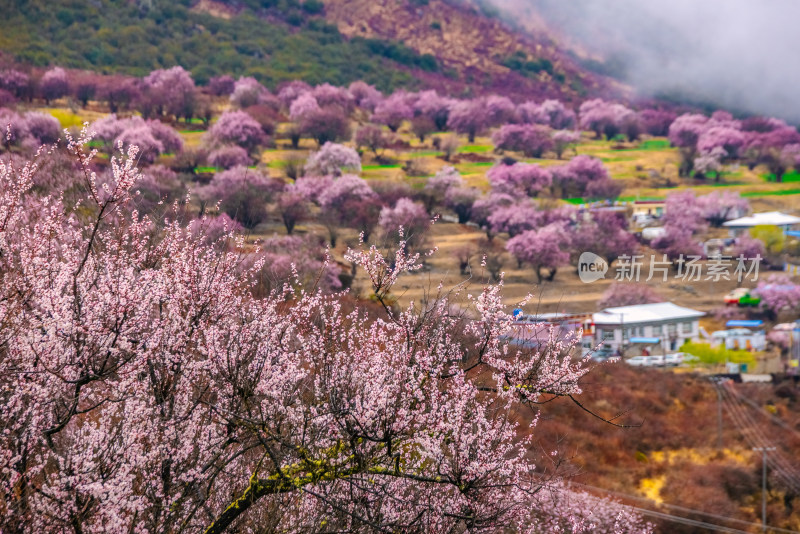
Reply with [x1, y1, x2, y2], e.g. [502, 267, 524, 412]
[571, 482, 800, 534]
[631, 506, 757, 534]
[713, 381, 800, 490]
[716, 382, 800, 491]
[727, 385, 800, 442]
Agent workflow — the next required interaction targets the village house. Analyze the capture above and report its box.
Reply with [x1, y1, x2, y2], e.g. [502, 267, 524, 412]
[593, 302, 706, 353]
[722, 211, 800, 237]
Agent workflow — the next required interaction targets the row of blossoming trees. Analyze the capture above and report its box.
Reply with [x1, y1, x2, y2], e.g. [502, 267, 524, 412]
[1, 64, 795, 285]
[0, 127, 653, 532]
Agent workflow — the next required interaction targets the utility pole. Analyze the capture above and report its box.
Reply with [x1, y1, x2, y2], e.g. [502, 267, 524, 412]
[716, 385, 723, 449]
[753, 446, 776, 531]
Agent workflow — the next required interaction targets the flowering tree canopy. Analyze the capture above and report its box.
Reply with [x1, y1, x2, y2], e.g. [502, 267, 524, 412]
[578, 99, 633, 140]
[199, 165, 281, 228]
[348, 80, 382, 111]
[277, 79, 312, 107]
[0, 69, 31, 98]
[447, 99, 490, 142]
[208, 145, 252, 169]
[697, 126, 746, 159]
[373, 92, 414, 132]
[355, 124, 394, 157]
[288, 91, 320, 121]
[230, 76, 268, 108]
[299, 107, 350, 146]
[488, 201, 541, 237]
[425, 165, 464, 202]
[379, 197, 431, 251]
[21, 112, 61, 145]
[485, 95, 516, 126]
[731, 234, 766, 260]
[488, 162, 552, 198]
[552, 130, 581, 159]
[413, 90, 453, 130]
[756, 274, 800, 318]
[492, 124, 554, 158]
[311, 82, 353, 111]
[141, 66, 197, 119]
[598, 283, 663, 309]
[208, 74, 236, 96]
[305, 142, 361, 177]
[551, 155, 612, 198]
[318, 173, 376, 208]
[39, 67, 69, 103]
[0, 135, 645, 532]
[132, 164, 186, 215]
[207, 110, 266, 154]
[276, 184, 310, 234]
[639, 109, 677, 137]
[506, 222, 571, 283]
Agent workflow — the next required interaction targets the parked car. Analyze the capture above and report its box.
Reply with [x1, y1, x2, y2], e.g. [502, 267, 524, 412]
[625, 356, 650, 367]
[724, 288, 749, 305]
[664, 352, 686, 366]
[632, 213, 656, 227]
[738, 293, 761, 307]
[589, 347, 616, 362]
[681, 354, 700, 365]
[647, 355, 665, 367]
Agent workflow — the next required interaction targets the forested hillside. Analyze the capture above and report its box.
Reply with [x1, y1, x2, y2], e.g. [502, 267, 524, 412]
[0, 0, 614, 100]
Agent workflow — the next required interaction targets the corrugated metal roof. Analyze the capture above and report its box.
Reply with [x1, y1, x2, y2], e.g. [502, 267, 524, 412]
[723, 211, 800, 228]
[593, 302, 705, 325]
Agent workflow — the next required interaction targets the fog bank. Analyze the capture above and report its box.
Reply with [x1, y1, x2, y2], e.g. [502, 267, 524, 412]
[484, 0, 800, 121]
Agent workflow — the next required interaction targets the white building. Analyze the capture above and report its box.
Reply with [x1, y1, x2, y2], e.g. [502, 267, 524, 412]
[593, 302, 705, 353]
[722, 211, 800, 237]
[710, 328, 766, 351]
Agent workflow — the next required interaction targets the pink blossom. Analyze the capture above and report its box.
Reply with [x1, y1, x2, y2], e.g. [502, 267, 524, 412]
[372, 92, 414, 132]
[447, 99, 490, 142]
[230, 76, 268, 108]
[199, 165, 281, 228]
[506, 222, 571, 283]
[115, 125, 165, 164]
[756, 274, 800, 317]
[207, 110, 266, 153]
[697, 126, 746, 158]
[24, 112, 61, 145]
[318, 173, 375, 208]
[276, 79, 312, 107]
[598, 283, 663, 309]
[413, 89, 453, 130]
[551, 155, 610, 198]
[305, 142, 361, 177]
[289, 92, 320, 121]
[492, 124, 554, 158]
[379, 197, 430, 250]
[208, 75, 235, 96]
[141, 66, 196, 119]
[488, 162, 552, 197]
[39, 67, 69, 103]
[311, 83, 353, 111]
[0, 128, 636, 534]
[207, 145, 252, 169]
[348, 81, 383, 111]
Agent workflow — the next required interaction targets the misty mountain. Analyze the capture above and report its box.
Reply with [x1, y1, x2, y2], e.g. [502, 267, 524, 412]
[479, 0, 800, 122]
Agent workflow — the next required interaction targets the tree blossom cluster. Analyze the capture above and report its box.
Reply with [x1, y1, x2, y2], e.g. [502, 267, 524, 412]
[90, 114, 183, 164]
[668, 111, 800, 179]
[0, 109, 61, 150]
[0, 136, 650, 533]
[653, 190, 750, 259]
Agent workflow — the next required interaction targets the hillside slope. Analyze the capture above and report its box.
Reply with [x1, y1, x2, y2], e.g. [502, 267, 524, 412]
[0, 0, 618, 101]
[322, 0, 616, 102]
